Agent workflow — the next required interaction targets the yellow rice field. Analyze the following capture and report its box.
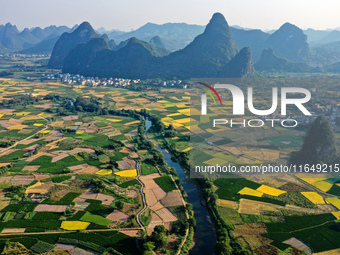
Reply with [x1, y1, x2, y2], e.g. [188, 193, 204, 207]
[325, 197, 340, 210]
[312, 181, 333, 192]
[95, 169, 113, 175]
[14, 112, 30, 116]
[21, 116, 40, 120]
[106, 118, 121, 122]
[299, 177, 328, 184]
[238, 187, 263, 197]
[332, 211, 340, 219]
[173, 118, 190, 124]
[256, 185, 286, 196]
[301, 192, 325, 204]
[61, 221, 90, 230]
[6, 125, 28, 130]
[115, 169, 137, 177]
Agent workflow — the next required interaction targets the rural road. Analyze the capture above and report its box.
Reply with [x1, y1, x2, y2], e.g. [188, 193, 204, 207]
[135, 159, 147, 233]
[0, 227, 143, 236]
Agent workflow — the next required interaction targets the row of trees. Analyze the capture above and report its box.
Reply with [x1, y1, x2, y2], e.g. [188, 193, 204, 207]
[159, 124, 246, 254]
[0, 140, 15, 148]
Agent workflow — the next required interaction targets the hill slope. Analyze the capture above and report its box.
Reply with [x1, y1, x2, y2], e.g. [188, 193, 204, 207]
[48, 22, 99, 68]
[255, 48, 318, 73]
[290, 115, 339, 165]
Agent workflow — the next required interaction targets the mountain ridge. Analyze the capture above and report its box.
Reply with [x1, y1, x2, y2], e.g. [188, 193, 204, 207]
[48, 22, 100, 68]
[62, 13, 254, 79]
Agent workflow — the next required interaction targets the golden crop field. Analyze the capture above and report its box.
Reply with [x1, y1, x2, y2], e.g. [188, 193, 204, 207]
[301, 192, 325, 204]
[238, 187, 263, 197]
[326, 197, 340, 210]
[332, 211, 340, 220]
[216, 199, 239, 209]
[96, 169, 113, 175]
[115, 169, 137, 177]
[61, 221, 90, 230]
[256, 185, 286, 196]
[312, 181, 333, 192]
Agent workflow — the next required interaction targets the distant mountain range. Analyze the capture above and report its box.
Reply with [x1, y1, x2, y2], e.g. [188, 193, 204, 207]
[107, 22, 205, 52]
[304, 29, 340, 46]
[0, 23, 74, 53]
[2, 15, 340, 74]
[61, 13, 254, 79]
[255, 48, 319, 73]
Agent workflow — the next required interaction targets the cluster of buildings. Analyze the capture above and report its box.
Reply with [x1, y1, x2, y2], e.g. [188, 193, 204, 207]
[162, 80, 187, 88]
[42, 72, 140, 87]
[41, 72, 188, 88]
[260, 102, 340, 131]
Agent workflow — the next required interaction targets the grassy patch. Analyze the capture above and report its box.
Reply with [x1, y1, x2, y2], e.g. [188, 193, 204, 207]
[167, 206, 187, 223]
[95, 122, 107, 127]
[6, 220, 61, 229]
[119, 179, 139, 188]
[60, 192, 81, 203]
[285, 213, 336, 230]
[28, 155, 53, 165]
[32, 212, 62, 220]
[141, 162, 158, 175]
[154, 175, 176, 193]
[0, 151, 26, 162]
[80, 212, 112, 227]
[2, 203, 37, 213]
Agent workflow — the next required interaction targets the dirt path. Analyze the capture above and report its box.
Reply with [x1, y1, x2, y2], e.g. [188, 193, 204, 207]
[135, 159, 147, 233]
[0, 227, 143, 236]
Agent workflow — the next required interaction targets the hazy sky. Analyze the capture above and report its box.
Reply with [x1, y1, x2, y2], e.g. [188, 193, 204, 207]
[1, 0, 340, 31]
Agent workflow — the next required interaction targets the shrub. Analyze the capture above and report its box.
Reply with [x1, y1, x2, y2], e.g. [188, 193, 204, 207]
[0, 183, 11, 189]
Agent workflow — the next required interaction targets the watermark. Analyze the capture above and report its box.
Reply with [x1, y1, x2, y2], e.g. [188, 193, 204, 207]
[189, 78, 340, 178]
[199, 82, 311, 117]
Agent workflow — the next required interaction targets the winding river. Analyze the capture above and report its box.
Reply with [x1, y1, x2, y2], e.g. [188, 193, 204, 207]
[145, 119, 216, 255]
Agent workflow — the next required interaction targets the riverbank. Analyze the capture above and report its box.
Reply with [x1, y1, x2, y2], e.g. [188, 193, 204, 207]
[145, 119, 216, 255]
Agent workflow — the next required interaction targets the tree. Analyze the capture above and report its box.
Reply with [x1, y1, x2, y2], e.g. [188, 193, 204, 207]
[188, 216, 196, 227]
[116, 200, 125, 211]
[11, 185, 26, 194]
[143, 241, 155, 251]
[142, 251, 154, 255]
[137, 230, 146, 238]
[65, 207, 72, 216]
[216, 240, 233, 255]
[150, 225, 168, 249]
